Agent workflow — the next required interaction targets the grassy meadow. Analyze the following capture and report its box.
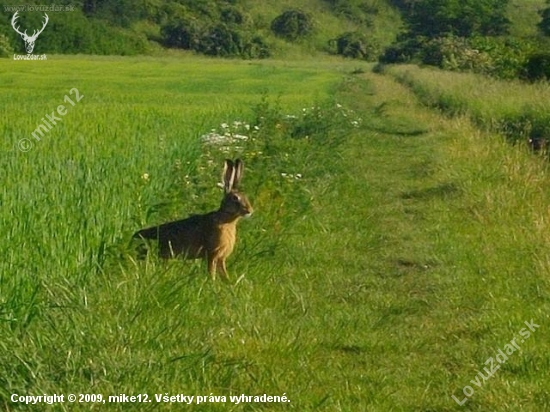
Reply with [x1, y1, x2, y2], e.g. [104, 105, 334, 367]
[1, 55, 550, 411]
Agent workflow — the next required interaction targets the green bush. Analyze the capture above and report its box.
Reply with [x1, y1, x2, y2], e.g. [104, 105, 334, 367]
[379, 36, 429, 64]
[384, 0, 513, 72]
[161, 17, 202, 50]
[469, 36, 534, 80]
[161, 19, 270, 59]
[381, 35, 534, 80]
[422, 36, 493, 72]
[271, 9, 313, 41]
[220, 6, 246, 25]
[197, 24, 245, 57]
[523, 53, 550, 81]
[332, 31, 380, 61]
[242, 35, 271, 59]
[539, 3, 550, 36]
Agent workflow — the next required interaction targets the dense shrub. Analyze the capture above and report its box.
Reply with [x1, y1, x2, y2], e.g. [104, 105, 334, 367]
[379, 36, 429, 64]
[468, 36, 534, 80]
[161, 17, 202, 50]
[159, 2, 268, 59]
[220, 7, 246, 25]
[539, 3, 550, 36]
[201, 27, 270, 58]
[332, 32, 379, 61]
[242, 35, 271, 59]
[422, 36, 494, 73]
[381, 35, 534, 80]
[384, 0, 513, 72]
[523, 54, 550, 81]
[161, 19, 270, 59]
[271, 9, 313, 41]
[197, 24, 245, 57]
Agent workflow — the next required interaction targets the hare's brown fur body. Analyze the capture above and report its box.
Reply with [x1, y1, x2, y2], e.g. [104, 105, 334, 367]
[133, 159, 252, 280]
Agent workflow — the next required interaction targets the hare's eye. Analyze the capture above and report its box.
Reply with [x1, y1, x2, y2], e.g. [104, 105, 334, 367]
[231, 194, 240, 202]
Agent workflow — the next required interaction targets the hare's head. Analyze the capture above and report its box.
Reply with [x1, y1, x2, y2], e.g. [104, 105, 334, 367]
[220, 159, 253, 217]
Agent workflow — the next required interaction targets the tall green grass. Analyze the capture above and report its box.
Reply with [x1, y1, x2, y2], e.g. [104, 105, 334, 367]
[384, 64, 550, 144]
[0, 55, 366, 410]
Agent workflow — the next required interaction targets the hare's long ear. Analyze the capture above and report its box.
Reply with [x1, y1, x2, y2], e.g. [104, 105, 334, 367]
[222, 159, 236, 193]
[233, 159, 244, 189]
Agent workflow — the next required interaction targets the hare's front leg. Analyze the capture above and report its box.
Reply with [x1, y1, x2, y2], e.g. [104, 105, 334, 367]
[218, 259, 230, 281]
[207, 256, 217, 280]
[207, 256, 229, 281]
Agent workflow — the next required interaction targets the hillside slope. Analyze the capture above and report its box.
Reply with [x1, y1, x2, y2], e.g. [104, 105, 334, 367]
[0, 0, 403, 57]
[2, 0, 547, 59]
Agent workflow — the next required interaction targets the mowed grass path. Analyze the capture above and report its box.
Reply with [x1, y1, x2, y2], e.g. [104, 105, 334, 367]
[1, 56, 550, 411]
[331, 72, 550, 410]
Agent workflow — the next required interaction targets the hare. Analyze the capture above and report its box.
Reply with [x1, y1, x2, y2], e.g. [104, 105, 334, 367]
[133, 159, 253, 280]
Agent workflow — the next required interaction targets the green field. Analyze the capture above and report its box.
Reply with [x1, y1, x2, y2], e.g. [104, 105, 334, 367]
[1, 56, 550, 411]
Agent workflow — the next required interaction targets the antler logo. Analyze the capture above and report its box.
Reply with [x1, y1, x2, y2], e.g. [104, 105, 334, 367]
[11, 12, 49, 54]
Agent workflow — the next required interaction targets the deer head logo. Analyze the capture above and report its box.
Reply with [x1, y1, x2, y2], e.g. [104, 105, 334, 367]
[11, 12, 49, 54]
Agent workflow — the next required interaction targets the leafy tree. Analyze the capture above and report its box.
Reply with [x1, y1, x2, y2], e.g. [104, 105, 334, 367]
[331, 32, 380, 60]
[524, 53, 550, 81]
[161, 17, 202, 50]
[161, 18, 270, 59]
[382, 0, 513, 75]
[197, 24, 244, 56]
[403, 0, 510, 38]
[271, 9, 313, 41]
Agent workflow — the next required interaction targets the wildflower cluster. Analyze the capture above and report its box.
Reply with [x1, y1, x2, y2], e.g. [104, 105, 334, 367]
[335, 103, 363, 128]
[281, 172, 303, 180]
[294, 103, 362, 126]
[200, 121, 258, 153]
[277, 102, 362, 140]
[200, 102, 361, 152]
[194, 101, 362, 184]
